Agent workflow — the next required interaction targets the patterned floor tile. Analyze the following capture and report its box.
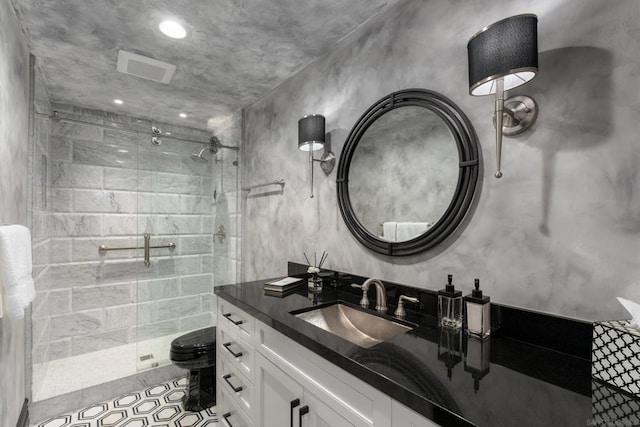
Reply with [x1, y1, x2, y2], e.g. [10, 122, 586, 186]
[34, 377, 218, 427]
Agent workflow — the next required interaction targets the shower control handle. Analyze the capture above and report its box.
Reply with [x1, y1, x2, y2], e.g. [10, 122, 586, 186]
[213, 225, 226, 243]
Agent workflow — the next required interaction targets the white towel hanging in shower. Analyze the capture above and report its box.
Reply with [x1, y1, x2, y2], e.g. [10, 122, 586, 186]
[0, 224, 36, 319]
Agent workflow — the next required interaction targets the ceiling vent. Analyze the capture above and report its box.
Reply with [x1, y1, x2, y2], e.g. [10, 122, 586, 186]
[116, 50, 176, 84]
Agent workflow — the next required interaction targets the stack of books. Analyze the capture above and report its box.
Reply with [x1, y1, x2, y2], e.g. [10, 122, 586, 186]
[264, 277, 303, 297]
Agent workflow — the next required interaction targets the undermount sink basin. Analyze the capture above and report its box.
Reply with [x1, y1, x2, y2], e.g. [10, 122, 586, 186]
[291, 302, 414, 348]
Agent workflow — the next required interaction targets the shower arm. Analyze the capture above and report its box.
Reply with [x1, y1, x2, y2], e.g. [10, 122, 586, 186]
[216, 142, 240, 151]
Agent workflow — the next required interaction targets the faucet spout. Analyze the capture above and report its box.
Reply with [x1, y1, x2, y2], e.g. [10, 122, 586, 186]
[363, 278, 387, 314]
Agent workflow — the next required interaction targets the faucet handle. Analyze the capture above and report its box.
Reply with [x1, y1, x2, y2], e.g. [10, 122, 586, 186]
[394, 295, 419, 319]
[351, 283, 370, 309]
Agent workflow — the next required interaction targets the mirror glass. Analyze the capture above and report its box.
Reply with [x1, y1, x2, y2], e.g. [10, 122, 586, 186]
[348, 107, 459, 242]
[336, 89, 479, 257]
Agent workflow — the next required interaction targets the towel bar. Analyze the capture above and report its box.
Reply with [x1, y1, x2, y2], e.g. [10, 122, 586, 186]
[241, 179, 285, 193]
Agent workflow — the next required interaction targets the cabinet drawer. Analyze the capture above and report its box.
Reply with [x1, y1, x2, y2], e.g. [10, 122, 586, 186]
[218, 381, 255, 427]
[219, 355, 254, 421]
[219, 299, 255, 344]
[218, 326, 255, 382]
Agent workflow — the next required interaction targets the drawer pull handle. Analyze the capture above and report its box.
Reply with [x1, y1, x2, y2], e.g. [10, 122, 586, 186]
[299, 405, 309, 426]
[223, 373, 243, 393]
[222, 412, 233, 427]
[222, 342, 243, 358]
[222, 312, 244, 325]
[290, 398, 300, 427]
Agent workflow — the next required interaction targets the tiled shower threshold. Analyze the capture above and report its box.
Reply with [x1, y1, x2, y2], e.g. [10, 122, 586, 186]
[33, 333, 184, 402]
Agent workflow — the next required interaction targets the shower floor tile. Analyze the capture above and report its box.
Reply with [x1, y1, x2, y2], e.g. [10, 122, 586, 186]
[33, 377, 218, 427]
[33, 332, 184, 402]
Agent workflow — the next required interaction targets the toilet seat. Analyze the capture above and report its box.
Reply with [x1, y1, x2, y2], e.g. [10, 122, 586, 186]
[170, 327, 216, 362]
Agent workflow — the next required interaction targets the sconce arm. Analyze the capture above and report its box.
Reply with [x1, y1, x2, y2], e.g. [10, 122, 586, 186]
[493, 78, 505, 179]
[307, 151, 336, 198]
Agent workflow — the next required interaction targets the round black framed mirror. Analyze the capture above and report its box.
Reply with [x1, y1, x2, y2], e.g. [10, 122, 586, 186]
[337, 89, 479, 256]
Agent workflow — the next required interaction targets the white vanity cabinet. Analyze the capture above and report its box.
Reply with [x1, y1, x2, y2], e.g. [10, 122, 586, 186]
[216, 299, 441, 427]
[391, 401, 440, 427]
[255, 352, 366, 427]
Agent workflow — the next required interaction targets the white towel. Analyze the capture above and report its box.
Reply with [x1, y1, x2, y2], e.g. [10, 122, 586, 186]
[396, 222, 431, 241]
[382, 222, 398, 242]
[0, 225, 36, 319]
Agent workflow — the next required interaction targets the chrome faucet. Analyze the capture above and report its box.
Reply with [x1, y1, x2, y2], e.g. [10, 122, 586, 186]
[351, 278, 388, 313]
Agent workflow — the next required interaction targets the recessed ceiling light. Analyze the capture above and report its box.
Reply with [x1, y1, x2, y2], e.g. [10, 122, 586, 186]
[159, 20, 187, 39]
[179, 113, 187, 118]
[114, 99, 123, 104]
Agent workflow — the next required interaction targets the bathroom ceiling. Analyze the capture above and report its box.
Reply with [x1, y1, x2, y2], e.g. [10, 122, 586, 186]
[11, 0, 397, 131]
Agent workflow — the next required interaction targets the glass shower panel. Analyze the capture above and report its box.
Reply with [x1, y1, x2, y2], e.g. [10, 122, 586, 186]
[135, 128, 218, 372]
[28, 102, 240, 418]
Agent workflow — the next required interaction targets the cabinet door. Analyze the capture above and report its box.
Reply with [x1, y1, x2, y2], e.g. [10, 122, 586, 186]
[255, 352, 304, 427]
[301, 388, 358, 427]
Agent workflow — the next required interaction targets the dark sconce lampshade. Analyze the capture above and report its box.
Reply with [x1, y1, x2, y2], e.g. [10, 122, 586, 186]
[468, 14, 538, 96]
[298, 114, 325, 152]
[467, 14, 539, 179]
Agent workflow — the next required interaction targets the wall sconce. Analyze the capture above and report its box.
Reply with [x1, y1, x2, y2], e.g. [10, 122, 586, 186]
[468, 14, 539, 178]
[298, 114, 336, 198]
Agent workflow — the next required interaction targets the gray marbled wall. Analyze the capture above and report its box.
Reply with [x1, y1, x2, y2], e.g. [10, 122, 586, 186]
[242, 0, 640, 321]
[0, 0, 31, 425]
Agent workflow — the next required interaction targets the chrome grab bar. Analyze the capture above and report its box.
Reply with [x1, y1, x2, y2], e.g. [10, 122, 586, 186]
[98, 233, 176, 268]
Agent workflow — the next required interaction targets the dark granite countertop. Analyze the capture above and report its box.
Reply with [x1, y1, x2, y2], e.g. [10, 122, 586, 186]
[214, 265, 628, 427]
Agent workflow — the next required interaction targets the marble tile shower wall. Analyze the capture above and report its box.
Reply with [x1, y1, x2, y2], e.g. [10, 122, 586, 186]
[32, 103, 234, 363]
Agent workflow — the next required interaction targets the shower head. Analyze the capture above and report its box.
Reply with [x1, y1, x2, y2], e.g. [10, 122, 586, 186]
[191, 147, 210, 163]
[190, 134, 238, 163]
[190, 147, 212, 163]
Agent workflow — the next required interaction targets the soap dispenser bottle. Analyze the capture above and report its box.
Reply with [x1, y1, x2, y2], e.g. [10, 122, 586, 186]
[438, 274, 463, 329]
[465, 279, 490, 337]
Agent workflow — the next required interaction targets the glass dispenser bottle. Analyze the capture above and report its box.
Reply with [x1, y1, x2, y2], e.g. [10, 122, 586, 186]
[438, 274, 463, 329]
[464, 278, 491, 337]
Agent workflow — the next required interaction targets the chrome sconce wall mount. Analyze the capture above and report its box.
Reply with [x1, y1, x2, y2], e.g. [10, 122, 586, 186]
[468, 14, 539, 178]
[298, 114, 336, 198]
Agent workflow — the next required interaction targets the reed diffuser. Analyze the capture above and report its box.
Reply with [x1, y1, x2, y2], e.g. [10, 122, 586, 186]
[305, 251, 327, 293]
